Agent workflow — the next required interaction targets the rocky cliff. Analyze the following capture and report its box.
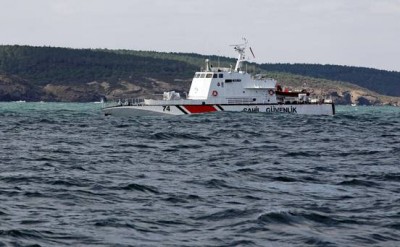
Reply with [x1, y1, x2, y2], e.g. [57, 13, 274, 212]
[0, 74, 191, 102]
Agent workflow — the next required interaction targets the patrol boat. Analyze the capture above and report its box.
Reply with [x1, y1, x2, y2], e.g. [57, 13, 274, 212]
[103, 41, 335, 116]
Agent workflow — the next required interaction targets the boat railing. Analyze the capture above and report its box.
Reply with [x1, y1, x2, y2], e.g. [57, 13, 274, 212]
[104, 98, 266, 106]
[103, 96, 333, 108]
[102, 98, 145, 108]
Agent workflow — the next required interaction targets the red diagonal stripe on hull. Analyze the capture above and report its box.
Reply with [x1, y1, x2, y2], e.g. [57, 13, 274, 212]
[183, 105, 217, 114]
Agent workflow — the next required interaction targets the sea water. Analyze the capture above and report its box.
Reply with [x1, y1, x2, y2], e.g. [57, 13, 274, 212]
[0, 103, 399, 246]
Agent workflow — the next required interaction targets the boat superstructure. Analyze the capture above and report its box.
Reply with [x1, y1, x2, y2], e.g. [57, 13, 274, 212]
[103, 40, 334, 116]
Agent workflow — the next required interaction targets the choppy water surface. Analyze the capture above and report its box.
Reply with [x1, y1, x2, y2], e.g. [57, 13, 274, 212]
[0, 103, 399, 246]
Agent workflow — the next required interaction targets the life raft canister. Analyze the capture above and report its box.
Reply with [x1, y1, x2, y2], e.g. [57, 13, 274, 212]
[268, 89, 275, 96]
[212, 90, 218, 96]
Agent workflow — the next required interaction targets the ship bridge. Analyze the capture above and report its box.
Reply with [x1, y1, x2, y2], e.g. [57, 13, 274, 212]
[187, 41, 276, 103]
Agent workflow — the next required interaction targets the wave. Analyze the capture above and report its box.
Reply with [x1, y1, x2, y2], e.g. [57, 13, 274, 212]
[284, 151, 322, 157]
[49, 179, 83, 187]
[0, 229, 47, 239]
[194, 208, 259, 221]
[201, 179, 235, 189]
[272, 176, 298, 182]
[150, 131, 208, 141]
[119, 183, 160, 194]
[257, 210, 358, 227]
[94, 219, 136, 229]
[337, 179, 380, 187]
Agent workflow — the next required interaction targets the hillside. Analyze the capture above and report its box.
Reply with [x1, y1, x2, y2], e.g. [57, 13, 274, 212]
[263, 72, 400, 106]
[0, 45, 399, 105]
[0, 45, 197, 85]
[259, 63, 400, 97]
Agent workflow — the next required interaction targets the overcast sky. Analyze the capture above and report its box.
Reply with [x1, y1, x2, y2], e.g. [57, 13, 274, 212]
[1, 0, 399, 71]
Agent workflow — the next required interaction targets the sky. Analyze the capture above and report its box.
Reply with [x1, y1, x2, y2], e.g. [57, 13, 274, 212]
[1, 0, 400, 71]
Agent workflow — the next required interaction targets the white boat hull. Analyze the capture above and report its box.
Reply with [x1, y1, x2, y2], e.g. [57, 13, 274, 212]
[103, 103, 335, 116]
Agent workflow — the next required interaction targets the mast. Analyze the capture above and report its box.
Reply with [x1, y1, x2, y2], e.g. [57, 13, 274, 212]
[232, 38, 248, 72]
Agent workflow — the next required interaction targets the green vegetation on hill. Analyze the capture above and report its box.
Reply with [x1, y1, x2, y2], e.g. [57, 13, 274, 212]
[259, 63, 400, 97]
[103, 49, 236, 69]
[0, 45, 197, 85]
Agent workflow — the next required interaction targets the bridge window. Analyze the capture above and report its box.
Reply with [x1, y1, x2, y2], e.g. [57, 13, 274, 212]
[225, 79, 241, 83]
[213, 74, 218, 78]
[194, 73, 200, 78]
[206, 73, 213, 78]
[200, 74, 206, 78]
[219, 74, 223, 78]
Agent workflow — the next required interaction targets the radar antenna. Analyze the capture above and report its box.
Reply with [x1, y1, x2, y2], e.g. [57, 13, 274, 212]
[249, 47, 256, 59]
[230, 38, 253, 71]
